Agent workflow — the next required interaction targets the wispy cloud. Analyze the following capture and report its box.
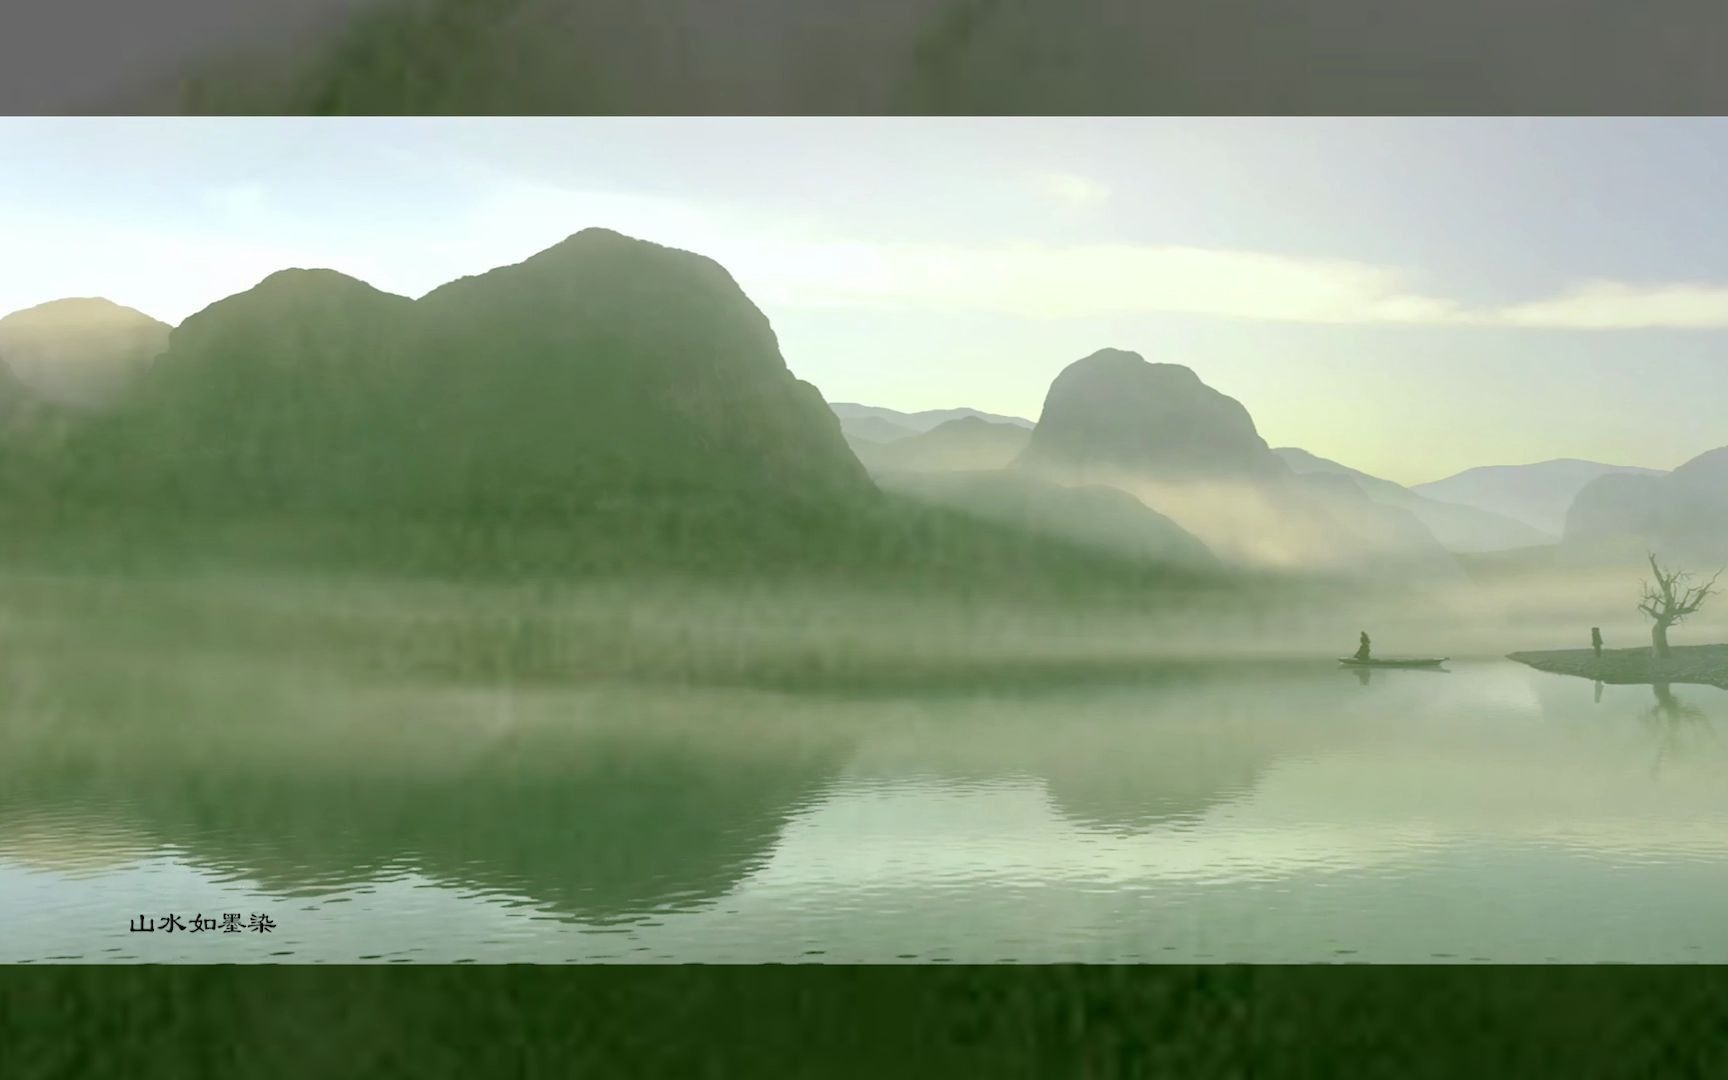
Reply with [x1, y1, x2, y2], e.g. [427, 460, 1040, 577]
[762, 240, 1468, 324]
[1493, 282, 1728, 330]
[755, 234, 1728, 331]
[11, 175, 1728, 335]
[447, 185, 1720, 332]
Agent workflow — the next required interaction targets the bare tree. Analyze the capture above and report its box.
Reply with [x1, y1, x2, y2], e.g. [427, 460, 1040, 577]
[1638, 553, 1722, 659]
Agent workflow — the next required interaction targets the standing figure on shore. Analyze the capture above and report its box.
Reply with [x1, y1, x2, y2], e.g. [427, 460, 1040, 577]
[1591, 627, 1603, 659]
[1354, 631, 1372, 662]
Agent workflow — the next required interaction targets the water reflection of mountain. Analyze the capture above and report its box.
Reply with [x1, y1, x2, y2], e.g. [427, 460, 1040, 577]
[13, 581, 1667, 926]
[0, 628, 1396, 917]
[0, 646, 851, 923]
[835, 667, 1384, 834]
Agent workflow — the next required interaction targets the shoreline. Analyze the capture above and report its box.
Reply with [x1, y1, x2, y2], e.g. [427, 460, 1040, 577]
[1507, 644, 1728, 691]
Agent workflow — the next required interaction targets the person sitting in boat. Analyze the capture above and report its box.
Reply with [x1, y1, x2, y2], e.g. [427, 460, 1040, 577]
[1354, 631, 1372, 662]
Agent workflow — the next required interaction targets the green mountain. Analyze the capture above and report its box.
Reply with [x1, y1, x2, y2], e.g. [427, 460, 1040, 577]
[62, 269, 417, 513]
[400, 228, 872, 516]
[60, 232, 869, 519]
[15, 232, 1217, 597]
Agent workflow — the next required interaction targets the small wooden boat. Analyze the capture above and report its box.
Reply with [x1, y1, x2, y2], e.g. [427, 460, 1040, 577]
[1338, 657, 1448, 668]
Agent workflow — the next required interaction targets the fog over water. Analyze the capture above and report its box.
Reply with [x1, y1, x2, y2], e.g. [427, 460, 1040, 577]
[3, 570, 1726, 964]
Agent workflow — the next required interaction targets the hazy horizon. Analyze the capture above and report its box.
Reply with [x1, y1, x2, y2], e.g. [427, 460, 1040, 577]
[5, 117, 1728, 483]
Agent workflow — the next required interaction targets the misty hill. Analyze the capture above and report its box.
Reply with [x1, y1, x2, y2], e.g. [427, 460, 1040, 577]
[879, 469, 1216, 570]
[1565, 446, 1728, 565]
[0, 297, 170, 409]
[1018, 350, 1283, 482]
[1275, 447, 1553, 553]
[849, 416, 1032, 475]
[1012, 349, 1457, 577]
[1411, 459, 1665, 536]
[838, 414, 921, 444]
[830, 401, 1034, 442]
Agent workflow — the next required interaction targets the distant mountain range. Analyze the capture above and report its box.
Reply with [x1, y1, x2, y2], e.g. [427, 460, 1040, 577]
[1564, 446, 1728, 564]
[845, 415, 1033, 474]
[1008, 349, 1455, 577]
[840, 399, 1538, 559]
[833, 400, 1212, 570]
[0, 231, 1214, 595]
[831, 393, 1684, 563]
[830, 402, 1034, 443]
[1410, 459, 1665, 537]
[4, 227, 1707, 585]
[1273, 448, 1553, 553]
[833, 363, 1675, 566]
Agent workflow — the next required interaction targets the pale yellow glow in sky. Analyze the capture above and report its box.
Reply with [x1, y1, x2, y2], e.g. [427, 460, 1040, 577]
[4, 119, 1726, 485]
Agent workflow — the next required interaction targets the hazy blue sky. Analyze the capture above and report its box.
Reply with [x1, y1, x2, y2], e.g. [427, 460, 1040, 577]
[4, 117, 1728, 483]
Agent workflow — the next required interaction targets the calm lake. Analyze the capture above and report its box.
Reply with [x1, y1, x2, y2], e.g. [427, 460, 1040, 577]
[3, 578, 1726, 964]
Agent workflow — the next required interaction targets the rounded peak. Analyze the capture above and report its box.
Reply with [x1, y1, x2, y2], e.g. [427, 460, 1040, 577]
[1071, 347, 1146, 367]
[250, 267, 382, 294]
[1020, 346, 1275, 480]
[424, 226, 746, 311]
[559, 226, 637, 245]
[1, 296, 168, 329]
[537, 229, 733, 281]
[213, 268, 402, 309]
[177, 268, 408, 332]
[537, 228, 696, 263]
[1061, 349, 1201, 383]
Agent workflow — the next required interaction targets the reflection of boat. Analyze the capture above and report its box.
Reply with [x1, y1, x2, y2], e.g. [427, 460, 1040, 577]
[1338, 657, 1448, 669]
